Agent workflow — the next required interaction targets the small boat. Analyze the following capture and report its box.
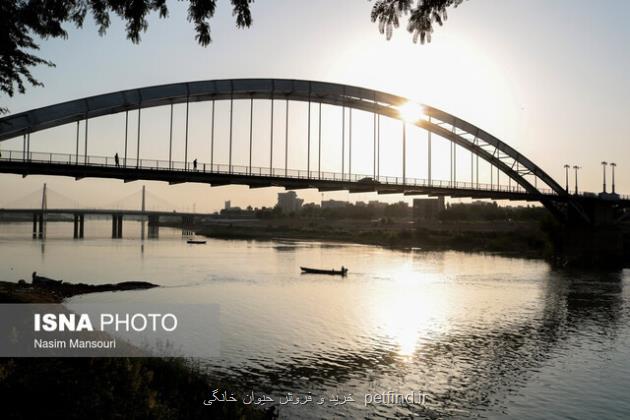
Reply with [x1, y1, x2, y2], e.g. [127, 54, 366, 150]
[300, 266, 348, 276]
[186, 239, 207, 244]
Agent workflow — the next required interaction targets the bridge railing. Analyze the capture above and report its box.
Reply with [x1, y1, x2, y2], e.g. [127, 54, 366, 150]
[1, 149, 560, 196]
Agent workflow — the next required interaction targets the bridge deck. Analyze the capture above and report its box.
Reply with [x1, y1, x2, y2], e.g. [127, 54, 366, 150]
[0, 208, 209, 217]
[1, 150, 629, 206]
[0, 150, 553, 201]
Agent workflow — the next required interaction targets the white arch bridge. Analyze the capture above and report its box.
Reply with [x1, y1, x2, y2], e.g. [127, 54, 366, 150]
[0, 78, 628, 225]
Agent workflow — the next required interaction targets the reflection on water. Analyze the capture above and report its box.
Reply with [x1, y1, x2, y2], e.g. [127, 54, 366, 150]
[1, 221, 629, 418]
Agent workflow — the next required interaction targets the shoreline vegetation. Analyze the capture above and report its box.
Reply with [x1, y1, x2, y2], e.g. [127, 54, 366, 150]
[196, 219, 630, 268]
[190, 199, 628, 268]
[194, 219, 553, 260]
[0, 278, 275, 419]
[2, 275, 159, 303]
[187, 200, 559, 261]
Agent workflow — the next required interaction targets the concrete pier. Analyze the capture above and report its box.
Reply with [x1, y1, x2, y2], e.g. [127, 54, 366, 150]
[79, 214, 84, 239]
[111, 214, 123, 239]
[73, 214, 79, 239]
[181, 215, 195, 236]
[32, 213, 45, 239]
[37, 213, 44, 239]
[148, 215, 159, 239]
[559, 227, 626, 267]
[556, 200, 630, 267]
[32, 213, 37, 239]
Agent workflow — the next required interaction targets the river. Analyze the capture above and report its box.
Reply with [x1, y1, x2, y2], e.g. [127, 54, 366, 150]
[1, 220, 629, 419]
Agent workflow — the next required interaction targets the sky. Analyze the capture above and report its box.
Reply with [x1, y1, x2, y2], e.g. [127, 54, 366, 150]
[1, 0, 629, 211]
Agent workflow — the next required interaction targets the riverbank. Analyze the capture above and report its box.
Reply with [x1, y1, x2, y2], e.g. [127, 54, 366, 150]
[0, 278, 158, 303]
[0, 279, 275, 420]
[195, 218, 551, 258]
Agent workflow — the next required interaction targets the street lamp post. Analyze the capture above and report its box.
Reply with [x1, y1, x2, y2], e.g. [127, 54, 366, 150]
[564, 164, 570, 192]
[601, 161, 608, 193]
[573, 165, 580, 195]
[610, 162, 617, 194]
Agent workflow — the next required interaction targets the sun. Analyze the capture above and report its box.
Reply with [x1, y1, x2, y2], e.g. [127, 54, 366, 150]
[398, 101, 424, 123]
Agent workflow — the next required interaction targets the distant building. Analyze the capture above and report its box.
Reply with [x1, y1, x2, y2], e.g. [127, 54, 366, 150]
[413, 197, 445, 221]
[321, 199, 348, 209]
[277, 191, 304, 213]
[224, 200, 231, 210]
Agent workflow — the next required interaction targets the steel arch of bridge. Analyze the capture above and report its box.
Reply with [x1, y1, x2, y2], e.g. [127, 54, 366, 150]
[0, 78, 570, 209]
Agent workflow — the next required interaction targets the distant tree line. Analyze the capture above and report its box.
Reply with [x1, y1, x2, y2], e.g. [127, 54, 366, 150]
[439, 201, 548, 222]
[245, 201, 411, 220]
[302, 202, 411, 220]
[251, 200, 547, 222]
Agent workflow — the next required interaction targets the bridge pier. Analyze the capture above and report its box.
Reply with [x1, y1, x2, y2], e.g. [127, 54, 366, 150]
[182, 215, 195, 236]
[32, 213, 45, 239]
[553, 200, 630, 267]
[148, 215, 159, 239]
[32, 213, 37, 239]
[111, 214, 124, 239]
[557, 227, 627, 267]
[73, 214, 79, 239]
[79, 214, 84, 239]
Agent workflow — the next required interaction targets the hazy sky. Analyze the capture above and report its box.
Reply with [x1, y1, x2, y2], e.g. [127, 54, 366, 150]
[1, 0, 629, 211]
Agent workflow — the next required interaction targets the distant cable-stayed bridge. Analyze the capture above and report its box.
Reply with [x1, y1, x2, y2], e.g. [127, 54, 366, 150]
[0, 184, 211, 239]
[1, 182, 182, 212]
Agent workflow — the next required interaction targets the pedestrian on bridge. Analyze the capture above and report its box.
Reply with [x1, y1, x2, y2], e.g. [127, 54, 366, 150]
[114, 153, 120, 167]
[193, 158, 198, 171]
